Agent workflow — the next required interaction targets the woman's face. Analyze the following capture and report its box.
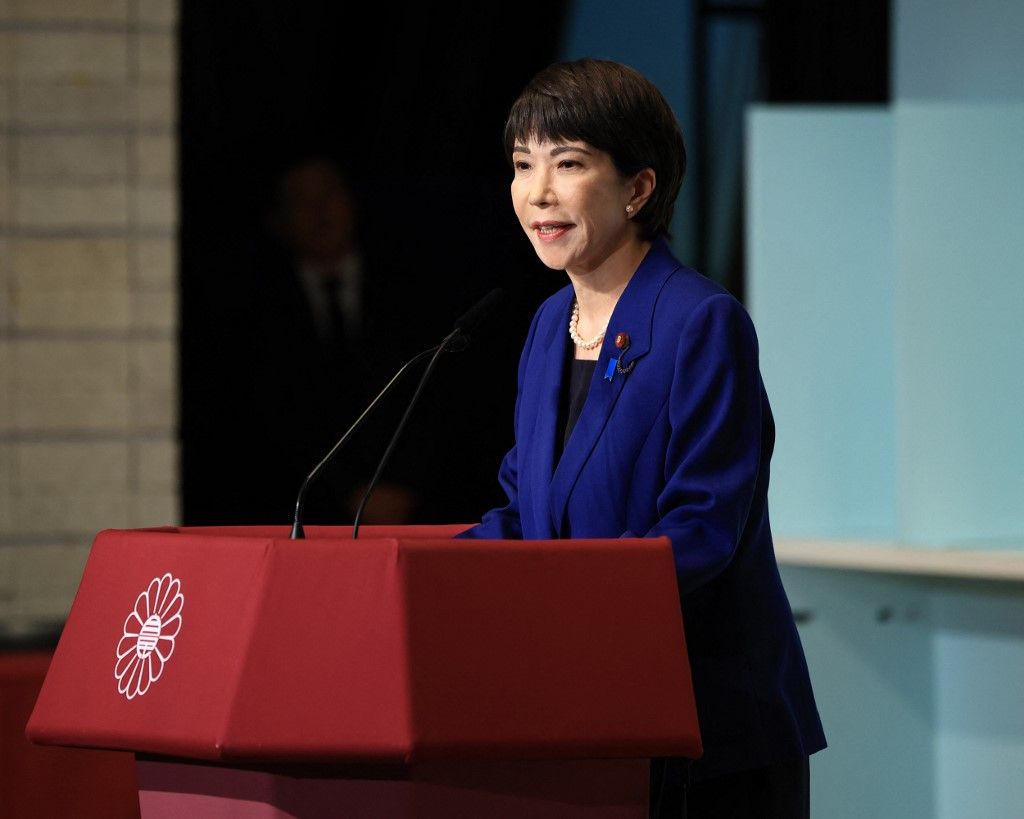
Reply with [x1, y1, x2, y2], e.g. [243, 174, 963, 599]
[510, 137, 639, 276]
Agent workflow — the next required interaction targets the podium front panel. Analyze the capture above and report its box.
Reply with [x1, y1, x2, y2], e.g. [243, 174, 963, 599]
[399, 537, 699, 760]
[29, 528, 414, 760]
[29, 526, 701, 763]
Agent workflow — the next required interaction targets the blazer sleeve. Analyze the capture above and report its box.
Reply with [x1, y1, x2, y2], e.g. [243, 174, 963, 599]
[455, 308, 544, 540]
[625, 294, 768, 594]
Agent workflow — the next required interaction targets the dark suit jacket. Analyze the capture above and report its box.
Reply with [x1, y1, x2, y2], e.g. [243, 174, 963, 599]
[459, 238, 826, 780]
[211, 240, 426, 524]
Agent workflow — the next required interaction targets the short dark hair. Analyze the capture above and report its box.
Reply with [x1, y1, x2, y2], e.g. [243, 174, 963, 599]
[504, 59, 686, 241]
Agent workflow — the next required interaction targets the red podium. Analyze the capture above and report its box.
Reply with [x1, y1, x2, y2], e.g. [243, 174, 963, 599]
[28, 525, 701, 817]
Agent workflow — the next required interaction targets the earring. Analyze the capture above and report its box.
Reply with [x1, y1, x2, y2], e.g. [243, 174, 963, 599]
[625, 205, 634, 215]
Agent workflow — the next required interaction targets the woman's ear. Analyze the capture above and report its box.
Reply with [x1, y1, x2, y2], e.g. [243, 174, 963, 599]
[627, 168, 656, 215]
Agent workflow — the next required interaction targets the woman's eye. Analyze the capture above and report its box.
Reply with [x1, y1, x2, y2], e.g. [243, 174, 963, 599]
[514, 161, 531, 172]
[558, 159, 581, 169]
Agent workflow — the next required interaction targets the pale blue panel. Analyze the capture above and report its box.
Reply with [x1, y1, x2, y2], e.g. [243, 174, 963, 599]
[559, 0, 698, 263]
[747, 108, 896, 538]
[894, 104, 1024, 545]
[931, 583, 1024, 819]
[781, 567, 934, 818]
[895, 0, 1024, 101]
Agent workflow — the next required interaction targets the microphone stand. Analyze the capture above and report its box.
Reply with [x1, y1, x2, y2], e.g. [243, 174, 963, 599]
[351, 327, 463, 539]
[289, 287, 503, 540]
[290, 345, 439, 539]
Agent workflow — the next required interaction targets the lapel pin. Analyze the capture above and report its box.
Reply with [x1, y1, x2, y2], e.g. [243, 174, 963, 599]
[605, 331, 636, 381]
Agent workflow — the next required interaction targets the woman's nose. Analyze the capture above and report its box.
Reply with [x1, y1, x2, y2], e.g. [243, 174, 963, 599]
[528, 170, 554, 207]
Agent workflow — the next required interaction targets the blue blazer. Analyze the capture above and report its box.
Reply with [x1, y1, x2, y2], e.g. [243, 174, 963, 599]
[460, 239, 826, 780]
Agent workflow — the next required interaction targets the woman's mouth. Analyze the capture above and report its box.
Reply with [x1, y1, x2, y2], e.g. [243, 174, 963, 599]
[534, 222, 572, 242]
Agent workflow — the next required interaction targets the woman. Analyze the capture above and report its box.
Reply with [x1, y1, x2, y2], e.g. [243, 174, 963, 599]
[458, 59, 825, 817]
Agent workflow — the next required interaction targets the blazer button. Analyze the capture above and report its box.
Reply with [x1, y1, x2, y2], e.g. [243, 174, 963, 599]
[614, 332, 630, 349]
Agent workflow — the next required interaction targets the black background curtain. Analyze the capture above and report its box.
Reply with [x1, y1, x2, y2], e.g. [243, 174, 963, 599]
[180, 2, 568, 524]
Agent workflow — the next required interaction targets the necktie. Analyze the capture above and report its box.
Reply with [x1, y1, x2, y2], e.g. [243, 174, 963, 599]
[320, 275, 346, 349]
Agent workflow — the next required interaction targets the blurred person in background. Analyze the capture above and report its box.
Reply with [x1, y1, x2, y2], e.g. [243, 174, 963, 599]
[223, 152, 422, 525]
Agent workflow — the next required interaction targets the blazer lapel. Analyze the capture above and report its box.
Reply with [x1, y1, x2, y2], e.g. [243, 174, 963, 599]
[529, 288, 573, 538]
[548, 239, 678, 534]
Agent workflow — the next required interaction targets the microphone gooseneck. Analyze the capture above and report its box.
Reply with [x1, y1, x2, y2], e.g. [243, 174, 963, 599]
[350, 328, 459, 538]
[290, 288, 505, 541]
[290, 346, 437, 539]
[352, 288, 505, 539]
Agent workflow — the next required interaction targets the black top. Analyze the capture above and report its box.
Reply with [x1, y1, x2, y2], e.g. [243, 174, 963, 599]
[560, 357, 597, 455]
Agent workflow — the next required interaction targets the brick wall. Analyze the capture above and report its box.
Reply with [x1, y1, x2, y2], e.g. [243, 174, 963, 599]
[0, 1, 178, 635]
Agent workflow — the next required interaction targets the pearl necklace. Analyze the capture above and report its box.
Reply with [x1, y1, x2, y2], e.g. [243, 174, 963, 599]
[569, 300, 607, 350]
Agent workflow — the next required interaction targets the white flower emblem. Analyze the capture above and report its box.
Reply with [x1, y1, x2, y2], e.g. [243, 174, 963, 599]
[114, 573, 183, 699]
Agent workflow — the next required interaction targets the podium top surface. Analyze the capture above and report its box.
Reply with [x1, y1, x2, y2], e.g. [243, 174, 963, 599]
[147, 524, 472, 541]
[28, 525, 701, 764]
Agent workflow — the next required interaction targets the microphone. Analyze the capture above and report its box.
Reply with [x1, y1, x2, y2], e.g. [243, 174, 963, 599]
[289, 288, 504, 540]
[350, 288, 504, 538]
[436, 287, 506, 353]
[453, 286, 505, 335]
